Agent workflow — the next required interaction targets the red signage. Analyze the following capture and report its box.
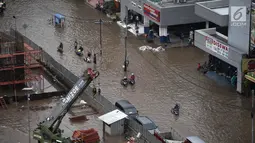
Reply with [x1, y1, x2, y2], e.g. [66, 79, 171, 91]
[248, 60, 255, 70]
[143, 4, 160, 22]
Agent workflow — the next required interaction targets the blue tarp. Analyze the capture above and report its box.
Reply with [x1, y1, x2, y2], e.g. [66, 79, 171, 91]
[54, 13, 65, 19]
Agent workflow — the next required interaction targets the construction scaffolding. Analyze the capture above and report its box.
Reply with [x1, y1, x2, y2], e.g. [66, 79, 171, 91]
[0, 30, 44, 95]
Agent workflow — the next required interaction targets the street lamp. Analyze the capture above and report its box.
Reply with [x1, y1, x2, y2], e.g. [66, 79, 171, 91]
[22, 23, 28, 37]
[13, 16, 17, 32]
[123, 9, 129, 72]
[12, 16, 18, 106]
[22, 87, 33, 143]
[252, 90, 254, 143]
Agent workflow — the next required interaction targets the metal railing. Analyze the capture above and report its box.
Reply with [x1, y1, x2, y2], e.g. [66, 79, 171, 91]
[9, 28, 165, 143]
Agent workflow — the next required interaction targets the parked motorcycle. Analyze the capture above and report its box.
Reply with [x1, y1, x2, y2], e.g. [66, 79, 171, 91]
[121, 79, 129, 87]
[75, 49, 83, 56]
[57, 47, 63, 53]
[129, 79, 135, 85]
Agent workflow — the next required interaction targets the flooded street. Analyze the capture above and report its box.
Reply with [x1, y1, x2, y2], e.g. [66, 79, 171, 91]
[0, 0, 253, 142]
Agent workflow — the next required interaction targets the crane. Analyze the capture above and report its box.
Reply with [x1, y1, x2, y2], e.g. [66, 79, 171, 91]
[33, 68, 99, 143]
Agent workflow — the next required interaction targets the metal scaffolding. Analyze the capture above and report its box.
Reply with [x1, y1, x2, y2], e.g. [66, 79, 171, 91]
[0, 31, 44, 94]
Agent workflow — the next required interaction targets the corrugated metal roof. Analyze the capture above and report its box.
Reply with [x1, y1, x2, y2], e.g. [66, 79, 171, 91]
[98, 109, 127, 125]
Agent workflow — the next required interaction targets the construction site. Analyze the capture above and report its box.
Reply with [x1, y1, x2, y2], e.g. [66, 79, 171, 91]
[0, 30, 63, 107]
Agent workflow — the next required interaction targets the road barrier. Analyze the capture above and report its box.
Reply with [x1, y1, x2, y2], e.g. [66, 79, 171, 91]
[9, 28, 176, 143]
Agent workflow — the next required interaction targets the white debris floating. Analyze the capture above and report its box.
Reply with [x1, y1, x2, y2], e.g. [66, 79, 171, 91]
[138, 45, 165, 52]
[152, 46, 165, 52]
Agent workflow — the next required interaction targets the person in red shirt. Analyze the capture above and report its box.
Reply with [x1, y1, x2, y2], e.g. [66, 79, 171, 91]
[197, 63, 201, 71]
[87, 68, 97, 78]
[130, 73, 135, 81]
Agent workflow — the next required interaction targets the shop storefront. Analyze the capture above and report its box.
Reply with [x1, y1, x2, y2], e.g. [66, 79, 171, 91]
[120, 0, 204, 43]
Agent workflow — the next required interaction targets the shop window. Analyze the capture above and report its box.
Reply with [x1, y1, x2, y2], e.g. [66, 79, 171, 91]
[216, 26, 228, 37]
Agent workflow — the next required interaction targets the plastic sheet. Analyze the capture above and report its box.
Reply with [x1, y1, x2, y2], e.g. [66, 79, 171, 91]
[138, 46, 165, 52]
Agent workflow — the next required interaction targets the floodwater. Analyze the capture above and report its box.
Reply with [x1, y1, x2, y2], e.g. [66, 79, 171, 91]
[0, 0, 253, 142]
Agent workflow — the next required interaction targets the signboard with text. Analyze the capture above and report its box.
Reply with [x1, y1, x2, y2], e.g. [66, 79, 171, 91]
[144, 4, 160, 23]
[205, 36, 229, 59]
[250, 8, 255, 57]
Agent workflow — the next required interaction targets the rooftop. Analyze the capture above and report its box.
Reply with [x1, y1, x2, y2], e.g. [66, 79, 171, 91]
[98, 109, 127, 125]
[146, 0, 208, 8]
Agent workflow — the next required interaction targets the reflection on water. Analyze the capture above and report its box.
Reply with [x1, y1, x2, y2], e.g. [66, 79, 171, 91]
[0, 0, 253, 142]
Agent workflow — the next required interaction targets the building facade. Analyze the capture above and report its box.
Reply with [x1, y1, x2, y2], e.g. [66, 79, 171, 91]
[120, 0, 205, 43]
[194, 0, 252, 93]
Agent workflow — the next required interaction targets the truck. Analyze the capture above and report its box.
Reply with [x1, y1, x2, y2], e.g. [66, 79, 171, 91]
[33, 68, 99, 143]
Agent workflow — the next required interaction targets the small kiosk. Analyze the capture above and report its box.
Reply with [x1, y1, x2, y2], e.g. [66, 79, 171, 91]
[53, 13, 65, 28]
[98, 109, 127, 140]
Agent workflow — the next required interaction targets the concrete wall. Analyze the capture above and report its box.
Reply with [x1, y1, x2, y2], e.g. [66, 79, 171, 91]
[195, 28, 244, 92]
[195, 0, 229, 26]
[160, 4, 205, 26]
[228, 0, 251, 54]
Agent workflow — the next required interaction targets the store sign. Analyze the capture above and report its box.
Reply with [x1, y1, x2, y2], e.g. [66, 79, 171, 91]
[205, 36, 229, 59]
[250, 7, 255, 57]
[144, 4, 160, 22]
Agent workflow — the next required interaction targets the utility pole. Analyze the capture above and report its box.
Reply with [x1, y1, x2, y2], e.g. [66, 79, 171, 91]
[27, 93, 31, 143]
[22, 87, 33, 143]
[252, 90, 254, 143]
[13, 16, 17, 38]
[99, 18, 102, 56]
[23, 24, 28, 37]
[13, 16, 17, 106]
[124, 9, 128, 72]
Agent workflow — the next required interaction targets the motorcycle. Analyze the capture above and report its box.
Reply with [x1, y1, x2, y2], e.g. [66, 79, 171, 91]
[83, 57, 91, 63]
[171, 104, 180, 116]
[122, 60, 129, 71]
[57, 46, 63, 53]
[129, 79, 135, 85]
[75, 50, 83, 56]
[121, 79, 129, 87]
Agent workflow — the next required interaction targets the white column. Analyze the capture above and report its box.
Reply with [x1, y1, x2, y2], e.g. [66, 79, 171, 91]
[206, 21, 209, 29]
[159, 26, 167, 37]
[237, 67, 242, 93]
[159, 26, 168, 43]
[144, 17, 150, 27]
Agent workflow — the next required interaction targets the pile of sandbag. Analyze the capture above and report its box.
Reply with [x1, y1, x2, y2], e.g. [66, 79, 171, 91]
[138, 45, 165, 52]
[139, 45, 153, 51]
[72, 128, 100, 143]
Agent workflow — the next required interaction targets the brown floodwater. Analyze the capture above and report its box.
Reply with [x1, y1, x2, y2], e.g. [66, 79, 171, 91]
[0, 0, 253, 142]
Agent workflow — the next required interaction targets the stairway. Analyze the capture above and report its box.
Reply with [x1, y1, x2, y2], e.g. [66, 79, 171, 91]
[0, 96, 7, 109]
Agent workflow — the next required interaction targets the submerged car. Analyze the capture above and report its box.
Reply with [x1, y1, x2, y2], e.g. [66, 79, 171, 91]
[115, 100, 138, 117]
[134, 116, 160, 134]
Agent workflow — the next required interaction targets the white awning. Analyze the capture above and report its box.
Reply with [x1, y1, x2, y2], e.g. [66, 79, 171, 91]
[98, 109, 127, 125]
